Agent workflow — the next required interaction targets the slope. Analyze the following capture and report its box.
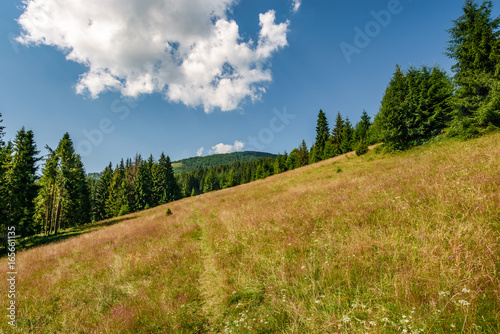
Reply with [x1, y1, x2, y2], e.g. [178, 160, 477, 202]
[1, 134, 499, 333]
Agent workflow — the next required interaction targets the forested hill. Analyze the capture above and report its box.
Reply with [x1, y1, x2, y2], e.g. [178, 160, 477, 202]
[172, 151, 277, 174]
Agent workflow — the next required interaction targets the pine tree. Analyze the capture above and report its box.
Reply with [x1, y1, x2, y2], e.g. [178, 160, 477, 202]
[354, 110, 371, 142]
[135, 158, 154, 210]
[314, 109, 329, 162]
[296, 140, 309, 167]
[0, 113, 5, 148]
[4, 128, 40, 236]
[331, 112, 345, 156]
[92, 163, 113, 222]
[153, 153, 181, 205]
[340, 118, 354, 153]
[377, 65, 452, 149]
[35, 133, 91, 234]
[446, 0, 500, 130]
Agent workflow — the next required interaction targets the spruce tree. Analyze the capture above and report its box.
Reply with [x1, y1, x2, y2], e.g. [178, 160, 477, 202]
[93, 163, 113, 221]
[377, 65, 452, 149]
[4, 128, 40, 236]
[446, 0, 500, 130]
[135, 158, 154, 210]
[331, 112, 345, 156]
[354, 110, 371, 143]
[0, 113, 5, 148]
[314, 109, 329, 162]
[340, 118, 353, 153]
[296, 140, 309, 167]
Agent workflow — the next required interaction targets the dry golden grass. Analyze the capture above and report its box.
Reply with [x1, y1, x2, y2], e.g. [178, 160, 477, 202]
[1, 134, 499, 333]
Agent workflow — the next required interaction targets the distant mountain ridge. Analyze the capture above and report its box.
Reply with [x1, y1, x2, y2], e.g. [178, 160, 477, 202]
[172, 151, 277, 174]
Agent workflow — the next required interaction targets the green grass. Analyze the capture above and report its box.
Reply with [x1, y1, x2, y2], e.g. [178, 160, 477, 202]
[1, 133, 499, 333]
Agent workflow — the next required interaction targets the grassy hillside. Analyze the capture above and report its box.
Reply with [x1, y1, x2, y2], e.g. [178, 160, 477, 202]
[1, 134, 499, 333]
[172, 151, 277, 174]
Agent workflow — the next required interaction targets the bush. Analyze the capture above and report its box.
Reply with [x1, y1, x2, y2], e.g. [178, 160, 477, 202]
[166, 208, 172, 216]
[355, 140, 369, 156]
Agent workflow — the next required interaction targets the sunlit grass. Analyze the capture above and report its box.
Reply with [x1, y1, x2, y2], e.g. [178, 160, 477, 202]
[1, 133, 499, 333]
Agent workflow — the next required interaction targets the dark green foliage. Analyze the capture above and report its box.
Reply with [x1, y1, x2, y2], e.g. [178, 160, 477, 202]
[355, 139, 369, 156]
[0, 112, 5, 148]
[172, 151, 277, 174]
[135, 156, 154, 211]
[314, 109, 329, 162]
[354, 110, 371, 143]
[92, 163, 113, 222]
[340, 117, 354, 153]
[4, 128, 40, 236]
[296, 140, 309, 167]
[330, 112, 345, 156]
[166, 208, 172, 216]
[446, 0, 500, 133]
[286, 149, 298, 170]
[153, 153, 180, 204]
[377, 65, 453, 150]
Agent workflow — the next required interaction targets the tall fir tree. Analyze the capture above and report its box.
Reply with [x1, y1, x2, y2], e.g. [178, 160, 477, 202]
[134, 157, 154, 210]
[330, 111, 345, 156]
[377, 65, 452, 149]
[314, 109, 329, 162]
[340, 117, 354, 153]
[4, 128, 40, 236]
[354, 110, 371, 142]
[446, 0, 500, 131]
[35, 133, 91, 235]
[296, 140, 309, 167]
[0, 113, 5, 148]
[92, 163, 113, 221]
[153, 153, 180, 205]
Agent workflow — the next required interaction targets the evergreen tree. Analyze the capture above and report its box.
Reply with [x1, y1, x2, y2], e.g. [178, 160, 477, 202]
[93, 163, 113, 221]
[203, 169, 219, 192]
[153, 153, 180, 205]
[330, 112, 345, 156]
[0, 113, 5, 148]
[296, 140, 309, 167]
[314, 109, 329, 162]
[446, 0, 500, 131]
[377, 65, 452, 149]
[340, 117, 354, 153]
[354, 110, 371, 142]
[106, 161, 125, 217]
[4, 128, 40, 236]
[286, 149, 298, 170]
[135, 156, 154, 210]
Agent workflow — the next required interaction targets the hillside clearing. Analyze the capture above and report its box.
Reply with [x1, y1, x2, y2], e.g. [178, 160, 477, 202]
[1, 134, 499, 333]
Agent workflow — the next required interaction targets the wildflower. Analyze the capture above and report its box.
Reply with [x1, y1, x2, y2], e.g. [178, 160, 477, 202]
[458, 300, 469, 306]
[315, 300, 320, 304]
[381, 318, 389, 323]
[462, 288, 470, 293]
[342, 315, 351, 323]
[369, 321, 376, 326]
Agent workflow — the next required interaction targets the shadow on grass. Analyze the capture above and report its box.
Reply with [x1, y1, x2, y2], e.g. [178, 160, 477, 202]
[1, 216, 138, 255]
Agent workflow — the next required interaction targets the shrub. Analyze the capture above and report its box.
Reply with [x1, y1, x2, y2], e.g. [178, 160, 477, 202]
[355, 140, 369, 156]
[166, 208, 172, 216]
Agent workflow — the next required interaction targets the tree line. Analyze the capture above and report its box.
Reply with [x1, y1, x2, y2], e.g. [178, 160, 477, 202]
[1, 0, 499, 246]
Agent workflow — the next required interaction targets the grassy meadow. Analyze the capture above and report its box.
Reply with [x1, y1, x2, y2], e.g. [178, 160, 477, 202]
[1, 133, 499, 333]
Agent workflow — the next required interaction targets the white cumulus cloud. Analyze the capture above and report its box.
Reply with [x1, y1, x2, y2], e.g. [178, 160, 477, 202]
[209, 140, 244, 154]
[17, 0, 290, 112]
[292, 0, 301, 13]
[196, 147, 204, 157]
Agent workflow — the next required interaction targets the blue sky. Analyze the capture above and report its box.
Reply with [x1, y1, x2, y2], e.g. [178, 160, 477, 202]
[0, 0, 495, 173]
